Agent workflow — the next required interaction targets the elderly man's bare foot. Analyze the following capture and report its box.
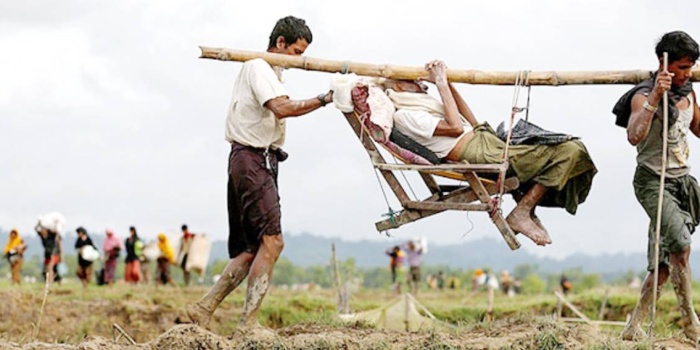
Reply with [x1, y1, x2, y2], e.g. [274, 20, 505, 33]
[175, 302, 212, 328]
[532, 215, 552, 244]
[507, 210, 551, 246]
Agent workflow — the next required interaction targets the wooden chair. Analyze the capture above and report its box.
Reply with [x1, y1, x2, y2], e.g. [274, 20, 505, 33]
[343, 110, 522, 250]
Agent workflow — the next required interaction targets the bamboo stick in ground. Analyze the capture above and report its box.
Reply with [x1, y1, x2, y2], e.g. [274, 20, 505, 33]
[554, 291, 592, 325]
[33, 271, 53, 341]
[485, 286, 495, 322]
[331, 243, 349, 314]
[560, 318, 626, 327]
[199, 47, 700, 86]
[598, 288, 609, 320]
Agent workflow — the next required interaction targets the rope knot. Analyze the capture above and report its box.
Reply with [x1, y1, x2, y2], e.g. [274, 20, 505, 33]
[489, 197, 500, 218]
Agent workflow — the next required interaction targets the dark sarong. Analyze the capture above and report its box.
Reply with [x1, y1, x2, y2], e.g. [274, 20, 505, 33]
[227, 142, 282, 258]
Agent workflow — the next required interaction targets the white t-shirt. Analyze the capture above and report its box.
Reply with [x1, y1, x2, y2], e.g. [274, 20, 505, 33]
[225, 58, 288, 149]
[392, 109, 471, 158]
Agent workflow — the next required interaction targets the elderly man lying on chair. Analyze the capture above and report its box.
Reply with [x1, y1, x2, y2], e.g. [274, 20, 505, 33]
[381, 60, 596, 246]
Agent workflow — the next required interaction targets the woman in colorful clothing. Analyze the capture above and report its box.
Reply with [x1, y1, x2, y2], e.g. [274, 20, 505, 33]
[75, 227, 97, 287]
[124, 226, 143, 284]
[156, 233, 176, 285]
[385, 245, 405, 294]
[102, 228, 123, 286]
[4, 228, 27, 285]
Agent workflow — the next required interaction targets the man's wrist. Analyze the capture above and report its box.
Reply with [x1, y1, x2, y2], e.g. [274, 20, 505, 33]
[317, 93, 328, 107]
[643, 100, 659, 114]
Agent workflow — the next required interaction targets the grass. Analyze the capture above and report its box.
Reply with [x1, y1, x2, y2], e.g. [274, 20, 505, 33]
[0, 280, 699, 348]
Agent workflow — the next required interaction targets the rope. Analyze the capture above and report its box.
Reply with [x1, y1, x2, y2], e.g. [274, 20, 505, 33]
[493, 70, 528, 217]
[373, 167, 397, 235]
[354, 111, 399, 235]
[392, 154, 418, 200]
[461, 210, 475, 238]
[340, 61, 350, 74]
[524, 71, 532, 121]
[649, 52, 670, 343]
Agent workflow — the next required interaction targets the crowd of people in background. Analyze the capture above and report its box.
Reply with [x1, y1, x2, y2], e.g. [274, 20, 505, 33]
[385, 238, 427, 295]
[385, 239, 528, 297]
[1, 213, 201, 287]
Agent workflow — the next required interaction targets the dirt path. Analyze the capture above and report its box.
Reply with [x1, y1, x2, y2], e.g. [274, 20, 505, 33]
[1, 286, 697, 349]
[2, 319, 698, 349]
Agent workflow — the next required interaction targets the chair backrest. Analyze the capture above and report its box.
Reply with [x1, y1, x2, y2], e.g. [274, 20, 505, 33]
[349, 85, 482, 182]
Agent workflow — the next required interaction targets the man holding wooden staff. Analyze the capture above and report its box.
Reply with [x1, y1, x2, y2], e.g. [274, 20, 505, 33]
[614, 31, 700, 342]
[178, 15, 333, 330]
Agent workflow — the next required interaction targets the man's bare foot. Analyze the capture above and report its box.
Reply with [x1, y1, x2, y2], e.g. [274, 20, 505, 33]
[621, 324, 646, 341]
[682, 321, 700, 344]
[506, 210, 551, 246]
[532, 215, 552, 244]
[175, 302, 212, 328]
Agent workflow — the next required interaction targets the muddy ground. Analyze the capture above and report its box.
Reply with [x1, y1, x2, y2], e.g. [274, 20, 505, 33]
[0, 286, 697, 349]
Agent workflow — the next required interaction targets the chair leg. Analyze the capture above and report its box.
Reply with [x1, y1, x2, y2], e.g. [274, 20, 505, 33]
[491, 210, 521, 250]
[462, 171, 521, 251]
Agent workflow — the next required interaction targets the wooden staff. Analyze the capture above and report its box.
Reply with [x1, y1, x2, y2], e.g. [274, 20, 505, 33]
[199, 47, 700, 86]
[649, 51, 670, 343]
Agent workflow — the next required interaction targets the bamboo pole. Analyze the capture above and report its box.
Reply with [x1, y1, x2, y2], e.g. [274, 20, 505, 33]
[199, 47, 700, 86]
[598, 288, 609, 321]
[560, 318, 626, 327]
[331, 243, 349, 314]
[554, 291, 592, 325]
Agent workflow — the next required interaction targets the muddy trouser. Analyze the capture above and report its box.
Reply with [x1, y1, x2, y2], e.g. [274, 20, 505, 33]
[633, 165, 700, 271]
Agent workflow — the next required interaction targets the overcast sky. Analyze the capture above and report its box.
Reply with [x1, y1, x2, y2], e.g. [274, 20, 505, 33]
[1, 0, 699, 259]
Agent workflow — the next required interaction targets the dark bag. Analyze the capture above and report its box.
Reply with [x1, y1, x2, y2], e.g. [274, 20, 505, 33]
[95, 268, 106, 286]
[389, 128, 441, 164]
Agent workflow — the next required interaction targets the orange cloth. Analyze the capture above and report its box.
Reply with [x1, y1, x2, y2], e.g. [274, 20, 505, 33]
[4, 230, 23, 255]
[157, 233, 176, 264]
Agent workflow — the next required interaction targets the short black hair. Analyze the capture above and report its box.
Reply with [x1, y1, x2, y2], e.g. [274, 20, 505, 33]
[76, 227, 87, 234]
[267, 16, 313, 50]
[181, 224, 188, 231]
[129, 226, 136, 232]
[656, 31, 699, 63]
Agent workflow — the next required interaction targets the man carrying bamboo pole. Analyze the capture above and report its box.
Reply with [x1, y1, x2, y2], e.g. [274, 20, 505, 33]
[615, 31, 700, 342]
[177, 15, 333, 330]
